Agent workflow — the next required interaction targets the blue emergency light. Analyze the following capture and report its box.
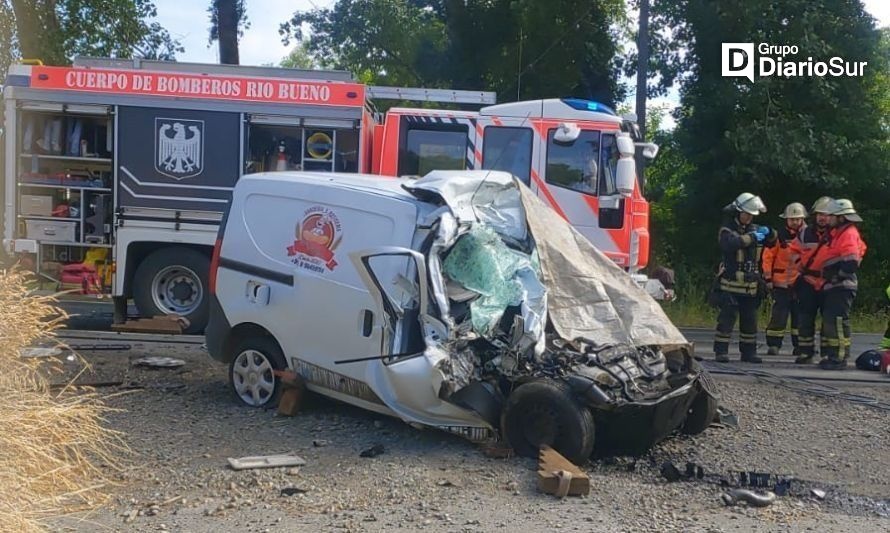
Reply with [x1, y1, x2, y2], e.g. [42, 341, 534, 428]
[562, 98, 616, 116]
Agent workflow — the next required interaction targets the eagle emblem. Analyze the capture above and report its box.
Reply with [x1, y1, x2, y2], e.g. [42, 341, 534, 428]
[155, 118, 204, 179]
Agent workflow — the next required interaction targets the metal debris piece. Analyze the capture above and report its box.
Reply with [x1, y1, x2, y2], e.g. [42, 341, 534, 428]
[359, 444, 385, 458]
[280, 487, 309, 496]
[811, 489, 826, 500]
[721, 489, 776, 507]
[716, 406, 740, 428]
[660, 461, 683, 482]
[20, 346, 62, 358]
[133, 356, 186, 369]
[227, 454, 306, 471]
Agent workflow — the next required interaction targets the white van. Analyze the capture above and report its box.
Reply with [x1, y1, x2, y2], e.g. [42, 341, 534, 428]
[206, 170, 717, 461]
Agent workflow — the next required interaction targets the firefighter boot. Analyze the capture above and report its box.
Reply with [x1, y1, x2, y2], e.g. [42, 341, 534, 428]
[767, 346, 779, 356]
[794, 354, 815, 364]
[741, 353, 763, 363]
[715, 352, 730, 363]
[819, 357, 847, 370]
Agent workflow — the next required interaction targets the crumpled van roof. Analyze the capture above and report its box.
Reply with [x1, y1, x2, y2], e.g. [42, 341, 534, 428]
[239, 171, 421, 202]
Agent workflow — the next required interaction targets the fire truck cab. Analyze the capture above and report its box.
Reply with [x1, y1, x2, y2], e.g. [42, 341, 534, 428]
[373, 98, 657, 272]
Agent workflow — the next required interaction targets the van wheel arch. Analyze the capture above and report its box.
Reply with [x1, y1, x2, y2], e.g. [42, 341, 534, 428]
[223, 323, 283, 363]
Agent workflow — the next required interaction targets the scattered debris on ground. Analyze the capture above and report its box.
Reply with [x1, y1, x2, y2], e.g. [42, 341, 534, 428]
[227, 454, 306, 470]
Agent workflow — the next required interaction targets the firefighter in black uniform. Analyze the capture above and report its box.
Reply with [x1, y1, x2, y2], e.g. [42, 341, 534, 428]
[714, 193, 777, 363]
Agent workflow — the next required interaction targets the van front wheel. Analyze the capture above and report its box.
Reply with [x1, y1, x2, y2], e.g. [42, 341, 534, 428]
[501, 380, 595, 464]
[228, 337, 287, 408]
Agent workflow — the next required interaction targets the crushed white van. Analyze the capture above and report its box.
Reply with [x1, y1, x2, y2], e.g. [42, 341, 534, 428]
[205, 170, 718, 461]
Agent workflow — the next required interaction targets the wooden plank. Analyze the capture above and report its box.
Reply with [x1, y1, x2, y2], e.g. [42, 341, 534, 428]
[111, 315, 187, 334]
[537, 445, 590, 497]
[275, 370, 305, 416]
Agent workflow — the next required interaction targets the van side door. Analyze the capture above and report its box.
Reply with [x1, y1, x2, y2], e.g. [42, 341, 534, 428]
[350, 247, 488, 428]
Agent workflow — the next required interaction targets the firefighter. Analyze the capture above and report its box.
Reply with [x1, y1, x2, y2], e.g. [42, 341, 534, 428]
[819, 199, 867, 370]
[790, 196, 833, 364]
[714, 193, 777, 363]
[762, 202, 807, 355]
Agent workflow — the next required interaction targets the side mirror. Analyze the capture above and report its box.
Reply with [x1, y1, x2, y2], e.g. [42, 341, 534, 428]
[616, 133, 635, 156]
[616, 158, 635, 198]
[636, 142, 659, 160]
[553, 122, 581, 143]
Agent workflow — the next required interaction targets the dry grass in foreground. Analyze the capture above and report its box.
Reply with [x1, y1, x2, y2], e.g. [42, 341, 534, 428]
[0, 268, 125, 532]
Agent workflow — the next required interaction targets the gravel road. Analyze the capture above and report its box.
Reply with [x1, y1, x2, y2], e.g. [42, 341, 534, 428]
[47, 338, 890, 532]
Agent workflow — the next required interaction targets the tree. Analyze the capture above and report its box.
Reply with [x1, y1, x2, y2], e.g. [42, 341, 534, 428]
[208, 0, 247, 65]
[280, 0, 628, 105]
[280, 42, 316, 70]
[651, 0, 890, 307]
[1, 0, 182, 76]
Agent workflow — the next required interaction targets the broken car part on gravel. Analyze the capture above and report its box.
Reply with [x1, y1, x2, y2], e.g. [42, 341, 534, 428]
[227, 454, 306, 471]
[721, 489, 777, 507]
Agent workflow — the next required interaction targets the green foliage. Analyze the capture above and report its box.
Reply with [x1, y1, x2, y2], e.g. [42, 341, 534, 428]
[280, 42, 317, 70]
[648, 0, 890, 310]
[280, 0, 628, 105]
[1, 0, 182, 76]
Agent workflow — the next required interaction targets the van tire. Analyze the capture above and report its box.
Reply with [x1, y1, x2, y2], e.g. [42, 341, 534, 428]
[682, 391, 718, 435]
[228, 336, 287, 408]
[501, 380, 595, 464]
[133, 247, 209, 334]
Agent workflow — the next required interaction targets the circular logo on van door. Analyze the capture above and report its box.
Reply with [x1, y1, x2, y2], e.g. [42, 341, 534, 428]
[286, 206, 342, 272]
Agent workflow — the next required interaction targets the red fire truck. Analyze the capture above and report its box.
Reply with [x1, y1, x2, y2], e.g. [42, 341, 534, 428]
[2, 58, 657, 332]
[372, 100, 658, 271]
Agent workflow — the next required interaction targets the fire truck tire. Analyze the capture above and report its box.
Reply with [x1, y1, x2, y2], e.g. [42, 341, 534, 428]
[501, 380, 595, 464]
[133, 247, 210, 334]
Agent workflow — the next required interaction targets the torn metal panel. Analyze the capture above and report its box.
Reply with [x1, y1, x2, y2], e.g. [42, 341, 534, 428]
[403, 170, 527, 242]
[517, 184, 687, 348]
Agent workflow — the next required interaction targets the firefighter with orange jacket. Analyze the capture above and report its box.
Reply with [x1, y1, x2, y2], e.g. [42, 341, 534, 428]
[819, 199, 867, 370]
[714, 193, 777, 363]
[762, 202, 807, 355]
[789, 197, 833, 364]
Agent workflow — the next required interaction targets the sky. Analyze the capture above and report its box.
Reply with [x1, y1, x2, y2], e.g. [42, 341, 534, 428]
[154, 0, 889, 129]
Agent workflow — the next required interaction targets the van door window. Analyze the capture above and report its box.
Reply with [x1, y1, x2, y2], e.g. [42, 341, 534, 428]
[598, 132, 625, 229]
[481, 126, 533, 185]
[545, 129, 600, 195]
[398, 125, 467, 176]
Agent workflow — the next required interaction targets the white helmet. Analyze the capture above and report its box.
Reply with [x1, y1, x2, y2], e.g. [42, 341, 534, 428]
[729, 192, 767, 215]
[779, 202, 807, 219]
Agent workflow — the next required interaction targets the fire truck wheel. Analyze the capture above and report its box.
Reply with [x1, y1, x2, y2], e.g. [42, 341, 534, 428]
[133, 247, 210, 334]
[501, 380, 595, 464]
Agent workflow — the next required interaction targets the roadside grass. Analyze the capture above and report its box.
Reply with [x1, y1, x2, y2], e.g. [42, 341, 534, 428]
[0, 269, 125, 532]
[663, 284, 888, 334]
